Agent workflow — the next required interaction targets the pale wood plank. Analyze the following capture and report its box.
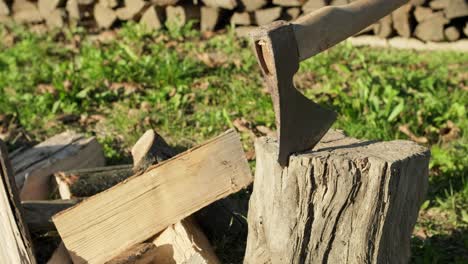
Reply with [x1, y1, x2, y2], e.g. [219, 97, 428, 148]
[53, 129, 252, 264]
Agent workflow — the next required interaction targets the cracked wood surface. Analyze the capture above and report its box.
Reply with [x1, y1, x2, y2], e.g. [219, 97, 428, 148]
[244, 130, 430, 264]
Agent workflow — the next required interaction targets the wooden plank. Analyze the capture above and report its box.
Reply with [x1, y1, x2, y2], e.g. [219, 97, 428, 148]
[53, 129, 252, 264]
[0, 140, 36, 264]
[22, 200, 79, 233]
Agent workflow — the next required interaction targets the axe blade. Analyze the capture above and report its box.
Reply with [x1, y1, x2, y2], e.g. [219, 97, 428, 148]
[251, 21, 337, 166]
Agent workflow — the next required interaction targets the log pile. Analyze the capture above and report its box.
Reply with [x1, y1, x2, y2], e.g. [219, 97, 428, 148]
[0, 0, 466, 42]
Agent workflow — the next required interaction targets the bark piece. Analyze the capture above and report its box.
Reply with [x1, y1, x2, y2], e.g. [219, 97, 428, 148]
[231, 12, 252, 26]
[244, 130, 430, 263]
[0, 0, 9, 16]
[373, 15, 393, 38]
[22, 199, 78, 233]
[392, 4, 412, 38]
[53, 129, 252, 264]
[444, 26, 461, 41]
[255, 7, 282, 26]
[273, 0, 306, 6]
[116, 0, 147, 21]
[445, 0, 468, 19]
[201, 6, 220, 32]
[46, 8, 65, 29]
[12, 0, 42, 23]
[94, 3, 117, 29]
[201, 0, 237, 10]
[414, 6, 434, 22]
[54, 165, 133, 199]
[0, 141, 36, 264]
[166, 5, 200, 28]
[240, 0, 267, 12]
[414, 12, 448, 41]
[11, 131, 105, 200]
[302, 0, 327, 13]
[140, 5, 164, 31]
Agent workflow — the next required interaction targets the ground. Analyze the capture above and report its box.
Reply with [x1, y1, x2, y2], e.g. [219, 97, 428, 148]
[0, 22, 467, 263]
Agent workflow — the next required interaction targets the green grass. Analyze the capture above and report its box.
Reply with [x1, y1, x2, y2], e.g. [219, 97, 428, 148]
[0, 22, 467, 263]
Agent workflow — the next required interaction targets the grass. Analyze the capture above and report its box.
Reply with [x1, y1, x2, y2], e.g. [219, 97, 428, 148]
[0, 22, 467, 263]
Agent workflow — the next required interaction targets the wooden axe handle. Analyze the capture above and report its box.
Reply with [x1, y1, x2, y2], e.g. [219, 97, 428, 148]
[293, 0, 407, 61]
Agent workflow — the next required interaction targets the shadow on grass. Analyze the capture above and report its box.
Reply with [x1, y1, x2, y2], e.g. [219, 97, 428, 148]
[411, 229, 468, 264]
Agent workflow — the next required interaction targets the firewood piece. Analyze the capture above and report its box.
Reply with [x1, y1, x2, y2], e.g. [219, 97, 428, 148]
[231, 12, 252, 26]
[201, 0, 237, 10]
[414, 12, 448, 42]
[283, 7, 301, 20]
[255, 7, 282, 26]
[22, 199, 78, 232]
[200, 6, 220, 32]
[302, 0, 327, 13]
[392, 4, 412, 38]
[414, 6, 434, 22]
[105, 243, 159, 264]
[373, 15, 393, 38]
[132, 129, 176, 174]
[116, 0, 147, 21]
[166, 5, 200, 28]
[46, 8, 65, 29]
[244, 130, 430, 264]
[240, 0, 267, 12]
[330, 0, 349, 6]
[273, 0, 306, 6]
[99, 0, 119, 9]
[38, 0, 65, 18]
[12, 0, 42, 23]
[55, 165, 133, 199]
[0, 0, 9, 16]
[152, 217, 220, 264]
[66, 0, 80, 19]
[140, 5, 164, 31]
[445, 0, 468, 19]
[429, 0, 449, 10]
[410, 0, 425, 6]
[53, 129, 252, 264]
[151, 0, 180, 6]
[47, 243, 72, 264]
[464, 22, 468, 37]
[235, 26, 257, 37]
[11, 131, 105, 200]
[444, 26, 461, 41]
[94, 3, 117, 29]
[0, 141, 36, 264]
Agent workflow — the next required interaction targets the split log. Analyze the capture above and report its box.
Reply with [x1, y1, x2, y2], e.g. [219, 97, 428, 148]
[410, 0, 425, 6]
[12, 0, 42, 23]
[201, 0, 237, 10]
[0, 140, 36, 263]
[283, 7, 301, 21]
[166, 5, 201, 28]
[0, 0, 9, 16]
[11, 131, 105, 200]
[116, 0, 147, 21]
[444, 26, 461, 41]
[240, 0, 267, 12]
[46, 8, 65, 29]
[444, 0, 468, 19]
[464, 22, 468, 37]
[53, 129, 252, 264]
[54, 165, 133, 199]
[373, 15, 393, 38]
[38, 0, 65, 18]
[99, 0, 119, 9]
[273, 0, 306, 6]
[392, 4, 412, 38]
[105, 243, 159, 264]
[255, 7, 282, 26]
[231, 12, 252, 26]
[140, 5, 165, 31]
[22, 200, 78, 233]
[244, 130, 430, 263]
[94, 3, 117, 29]
[414, 6, 433, 22]
[429, 0, 449, 10]
[150, 0, 180, 6]
[414, 12, 448, 41]
[302, 0, 327, 13]
[66, 0, 80, 19]
[201, 6, 220, 32]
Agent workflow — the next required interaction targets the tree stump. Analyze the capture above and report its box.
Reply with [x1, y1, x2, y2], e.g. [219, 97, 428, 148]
[245, 130, 429, 264]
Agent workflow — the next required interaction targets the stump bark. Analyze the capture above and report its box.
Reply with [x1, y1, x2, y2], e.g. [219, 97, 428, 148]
[245, 130, 429, 264]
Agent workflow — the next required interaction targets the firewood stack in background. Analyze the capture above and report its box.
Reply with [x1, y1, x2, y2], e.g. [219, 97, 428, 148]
[0, 0, 466, 42]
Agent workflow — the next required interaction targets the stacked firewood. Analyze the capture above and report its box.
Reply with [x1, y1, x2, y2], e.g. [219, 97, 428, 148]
[0, 0, 467, 41]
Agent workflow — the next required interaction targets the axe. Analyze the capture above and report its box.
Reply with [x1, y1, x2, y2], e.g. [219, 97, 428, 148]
[251, 0, 407, 166]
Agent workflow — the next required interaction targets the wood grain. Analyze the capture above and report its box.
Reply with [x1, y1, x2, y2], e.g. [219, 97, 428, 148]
[53, 129, 252, 264]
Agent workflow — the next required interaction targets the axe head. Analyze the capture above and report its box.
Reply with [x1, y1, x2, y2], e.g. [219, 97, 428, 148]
[251, 21, 337, 166]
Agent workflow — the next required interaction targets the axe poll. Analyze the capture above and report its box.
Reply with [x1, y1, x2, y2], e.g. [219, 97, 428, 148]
[251, 0, 408, 166]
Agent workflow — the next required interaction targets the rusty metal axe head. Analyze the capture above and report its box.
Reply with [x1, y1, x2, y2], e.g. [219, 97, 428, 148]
[251, 21, 337, 167]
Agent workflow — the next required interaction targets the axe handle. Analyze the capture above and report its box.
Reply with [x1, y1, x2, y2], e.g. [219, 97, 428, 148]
[293, 0, 407, 61]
